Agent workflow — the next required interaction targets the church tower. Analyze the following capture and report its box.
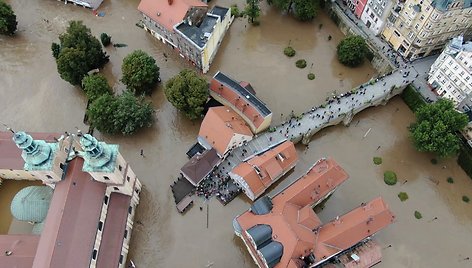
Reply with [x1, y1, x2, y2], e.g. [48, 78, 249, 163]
[12, 131, 62, 183]
[79, 134, 136, 196]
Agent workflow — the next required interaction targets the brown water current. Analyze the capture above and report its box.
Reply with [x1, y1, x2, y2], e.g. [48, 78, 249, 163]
[1, 1, 472, 267]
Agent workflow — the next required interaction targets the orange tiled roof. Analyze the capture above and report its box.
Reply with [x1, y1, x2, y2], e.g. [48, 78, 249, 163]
[138, 0, 207, 31]
[199, 106, 253, 155]
[209, 72, 271, 130]
[230, 141, 297, 199]
[235, 158, 395, 268]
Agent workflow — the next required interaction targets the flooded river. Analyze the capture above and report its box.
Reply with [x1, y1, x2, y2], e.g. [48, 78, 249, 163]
[1, 0, 472, 267]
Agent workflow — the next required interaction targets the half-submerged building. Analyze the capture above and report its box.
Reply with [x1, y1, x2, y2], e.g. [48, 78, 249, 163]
[233, 158, 395, 268]
[0, 131, 141, 268]
[209, 72, 273, 134]
[229, 141, 298, 201]
[138, 0, 233, 73]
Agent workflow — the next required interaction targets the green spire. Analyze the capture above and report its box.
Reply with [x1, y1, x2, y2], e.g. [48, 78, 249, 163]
[13, 131, 57, 170]
[80, 134, 118, 173]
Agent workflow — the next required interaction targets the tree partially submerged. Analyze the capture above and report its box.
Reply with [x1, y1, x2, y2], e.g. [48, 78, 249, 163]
[245, 0, 261, 24]
[409, 99, 468, 158]
[87, 91, 154, 135]
[337, 35, 368, 67]
[292, 0, 318, 21]
[164, 69, 209, 120]
[121, 50, 160, 95]
[53, 21, 109, 85]
[56, 48, 90, 86]
[82, 74, 112, 102]
[270, 0, 319, 21]
[0, 1, 17, 35]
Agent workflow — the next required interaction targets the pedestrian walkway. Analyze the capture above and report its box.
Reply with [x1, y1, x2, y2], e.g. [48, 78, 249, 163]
[199, 67, 416, 202]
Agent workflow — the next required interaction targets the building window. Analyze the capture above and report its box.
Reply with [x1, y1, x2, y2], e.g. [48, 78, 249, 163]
[114, 187, 119, 191]
[127, 176, 130, 182]
[119, 255, 124, 264]
[92, 249, 98, 260]
[124, 229, 128, 239]
[104, 195, 109, 205]
[128, 206, 133, 214]
[118, 165, 122, 171]
[98, 221, 103, 231]
[46, 175, 53, 180]
[103, 176, 110, 180]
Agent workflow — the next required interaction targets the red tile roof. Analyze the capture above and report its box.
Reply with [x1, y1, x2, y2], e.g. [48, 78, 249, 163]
[0, 132, 60, 170]
[230, 141, 297, 200]
[138, 0, 207, 31]
[32, 158, 107, 268]
[96, 193, 132, 268]
[209, 72, 271, 131]
[235, 158, 395, 268]
[0, 235, 40, 268]
[199, 106, 253, 155]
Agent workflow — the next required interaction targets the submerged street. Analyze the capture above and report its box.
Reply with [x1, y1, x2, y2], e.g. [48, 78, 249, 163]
[1, 0, 472, 267]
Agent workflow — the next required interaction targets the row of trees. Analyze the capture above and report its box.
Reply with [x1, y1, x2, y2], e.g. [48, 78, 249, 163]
[52, 21, 158, 135]
[0, 0, 17, 35]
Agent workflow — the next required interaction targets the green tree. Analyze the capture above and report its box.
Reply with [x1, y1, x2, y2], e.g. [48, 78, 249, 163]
[87, 91, 154, 135]
[56, 48, 90, 86]
[0, 1, 17, 35]
[336, 35, 368, 67]
[82, 74, 112, 102]
[87, 94, 119, 134]
[100, 32, 111, 46]
[245, 0, 261, 24]
[409, 99, 468, 158]
[121, 50, 160, 95]
[164, 69, 209, 120]
[58, 21, 108, 70]
[271, 0, 292, 13]
[54, 21, 109, 85]
[51, 43, 61, 59]
[113, 91, 155, 135]
[293, 0, 318, 21]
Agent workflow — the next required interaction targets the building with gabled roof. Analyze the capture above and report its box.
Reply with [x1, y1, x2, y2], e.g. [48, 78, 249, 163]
[180, 148, 220, 186]
[233, 158, 395, 268]
[138, 0, 233, 73]
[198, 106, 253, 157]
[209, 72, 273, 134]
[229, 141, 298, 201]
[0, 131, 142, 268]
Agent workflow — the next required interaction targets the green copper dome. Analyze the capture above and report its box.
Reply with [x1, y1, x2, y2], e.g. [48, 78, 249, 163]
[11, 186, 53, 223]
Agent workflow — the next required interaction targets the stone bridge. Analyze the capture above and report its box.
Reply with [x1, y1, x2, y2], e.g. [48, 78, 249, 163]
[212, 67, 416, 178]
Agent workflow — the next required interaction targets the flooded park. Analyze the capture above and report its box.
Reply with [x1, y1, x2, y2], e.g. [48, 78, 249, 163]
[1, 0, 472, 267]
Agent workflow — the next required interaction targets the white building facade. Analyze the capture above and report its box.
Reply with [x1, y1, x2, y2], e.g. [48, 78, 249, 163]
[428, 36, 472, 111]
[361, 0, 394, 35]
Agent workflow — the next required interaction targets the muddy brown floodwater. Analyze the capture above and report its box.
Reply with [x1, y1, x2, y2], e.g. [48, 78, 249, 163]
[1, 0, 472, 267]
